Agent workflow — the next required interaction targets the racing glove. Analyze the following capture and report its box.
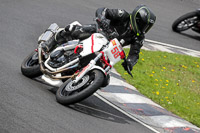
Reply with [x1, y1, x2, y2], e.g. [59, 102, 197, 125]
[97, 18, 119, 39]
[122, 59, 133, 71]
[122, 53, 139, 71]
[96, 18, 111, 33]
[100, 19, 110, 30]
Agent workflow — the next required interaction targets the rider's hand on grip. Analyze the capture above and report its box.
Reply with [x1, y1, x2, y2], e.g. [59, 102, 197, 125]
[96, 18, 118, 40]
[96, 18, 110, 32]
[101, 19, 110, 30]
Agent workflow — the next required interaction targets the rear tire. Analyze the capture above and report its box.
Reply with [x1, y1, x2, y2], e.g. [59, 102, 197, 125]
[172, 11, 199, 32]
[56, 70, 104, 105]
[21, 51, 42, 78]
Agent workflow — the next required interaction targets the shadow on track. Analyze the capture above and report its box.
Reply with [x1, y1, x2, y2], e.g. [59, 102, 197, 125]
[180, 32, 200, 41]
[173, 30, 200, 41]
[33, 77, 134, 125]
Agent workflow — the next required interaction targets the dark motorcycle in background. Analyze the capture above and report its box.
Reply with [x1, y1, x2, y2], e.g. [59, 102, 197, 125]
[172, 9, 200, 33]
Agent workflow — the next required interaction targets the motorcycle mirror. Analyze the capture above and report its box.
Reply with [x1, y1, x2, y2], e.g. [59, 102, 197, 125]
[120, 39, 125, 45]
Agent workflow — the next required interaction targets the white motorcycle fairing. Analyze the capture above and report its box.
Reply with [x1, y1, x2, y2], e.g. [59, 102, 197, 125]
[80, 33, 108, 57]
[72, 38, 125, 84]
[41, 33, 108, 87]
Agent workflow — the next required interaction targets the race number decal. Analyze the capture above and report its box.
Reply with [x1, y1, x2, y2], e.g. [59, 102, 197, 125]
[111, 40, 117, 46]
[111, 40, 120, 58]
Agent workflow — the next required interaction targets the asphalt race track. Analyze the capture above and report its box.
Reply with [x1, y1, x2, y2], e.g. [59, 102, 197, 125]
[0, 0, 199, 133]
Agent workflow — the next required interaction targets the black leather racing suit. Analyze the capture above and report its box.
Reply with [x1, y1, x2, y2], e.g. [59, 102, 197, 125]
[95, 7, 145, 69]
[60, 7, 145, 70]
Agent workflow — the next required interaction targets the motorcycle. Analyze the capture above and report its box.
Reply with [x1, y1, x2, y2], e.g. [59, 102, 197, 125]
[21, 21, 133, 105]
[172, 9, 200, 33]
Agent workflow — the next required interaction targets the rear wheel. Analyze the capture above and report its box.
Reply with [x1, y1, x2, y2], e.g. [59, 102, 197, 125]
[172, 11, 199, 32]
[21, 51, 42, 78]
[56, 70, 104, 105]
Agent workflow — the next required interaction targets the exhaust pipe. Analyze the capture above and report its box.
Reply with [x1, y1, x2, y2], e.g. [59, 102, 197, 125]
[38, 23, 59, 44]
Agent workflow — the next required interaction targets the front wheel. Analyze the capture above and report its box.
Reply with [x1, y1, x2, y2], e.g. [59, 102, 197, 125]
[172, 11, 199, 32]
[21, 51, 42, 78]
[56, 70, 104, 105]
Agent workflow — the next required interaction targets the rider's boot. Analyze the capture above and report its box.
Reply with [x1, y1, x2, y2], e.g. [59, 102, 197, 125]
[55, 23, 96, 44]
[41, 22, 96, 52]
[71, 24, 97, 40]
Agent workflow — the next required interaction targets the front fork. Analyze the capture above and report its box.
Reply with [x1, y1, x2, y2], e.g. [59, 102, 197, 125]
[72, 52, 109, 84]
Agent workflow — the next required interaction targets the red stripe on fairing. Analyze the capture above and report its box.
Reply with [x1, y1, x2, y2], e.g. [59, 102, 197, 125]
[91, 34, 94, 53]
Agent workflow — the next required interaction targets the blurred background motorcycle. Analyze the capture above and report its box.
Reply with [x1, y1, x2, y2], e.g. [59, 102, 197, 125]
[172, 9, 200, 34]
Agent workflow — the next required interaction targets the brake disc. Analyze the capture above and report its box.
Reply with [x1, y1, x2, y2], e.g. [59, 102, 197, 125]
[64, 75, 90, 91]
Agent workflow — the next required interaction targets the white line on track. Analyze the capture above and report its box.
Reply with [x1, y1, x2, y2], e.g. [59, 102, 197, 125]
[145, 39, 200, 53]
[94, 93, 161, 133]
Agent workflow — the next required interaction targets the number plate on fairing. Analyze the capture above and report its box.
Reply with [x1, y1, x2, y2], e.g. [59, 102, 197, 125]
[105, 39, 123, 66]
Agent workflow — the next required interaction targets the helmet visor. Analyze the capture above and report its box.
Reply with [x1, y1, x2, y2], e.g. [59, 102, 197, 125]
[141, 21, 154, 33]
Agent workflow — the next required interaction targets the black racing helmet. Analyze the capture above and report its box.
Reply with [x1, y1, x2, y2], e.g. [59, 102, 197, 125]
[130, 5, 156, 36]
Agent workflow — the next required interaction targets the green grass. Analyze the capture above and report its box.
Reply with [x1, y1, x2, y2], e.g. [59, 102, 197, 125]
[114, 49, 200, 127]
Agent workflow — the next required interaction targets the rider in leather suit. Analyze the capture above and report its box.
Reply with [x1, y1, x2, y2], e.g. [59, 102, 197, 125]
[43, 5, 156, 71]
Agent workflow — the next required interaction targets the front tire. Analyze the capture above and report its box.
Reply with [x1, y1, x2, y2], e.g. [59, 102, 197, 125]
[56, 70, 104, 105]
[21, 51, 42, 78]
[172, 11, 199, 32]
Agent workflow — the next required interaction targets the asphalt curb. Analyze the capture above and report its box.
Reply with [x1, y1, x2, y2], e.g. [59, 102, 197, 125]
[97, 40, 200, 133]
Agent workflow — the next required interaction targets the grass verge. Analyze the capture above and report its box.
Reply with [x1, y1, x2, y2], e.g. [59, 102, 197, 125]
[114, 49, 200, 127]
